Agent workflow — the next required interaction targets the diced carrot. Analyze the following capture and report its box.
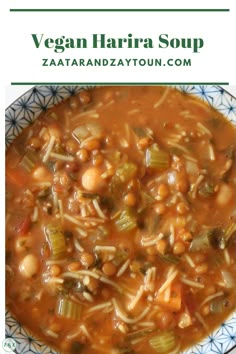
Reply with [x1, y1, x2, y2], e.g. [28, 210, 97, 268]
[155, 282, 182, 312]
[6, 167, 27, 187]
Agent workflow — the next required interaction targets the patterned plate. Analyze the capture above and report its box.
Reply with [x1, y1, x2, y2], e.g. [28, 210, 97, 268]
[5, 85, 236, 354]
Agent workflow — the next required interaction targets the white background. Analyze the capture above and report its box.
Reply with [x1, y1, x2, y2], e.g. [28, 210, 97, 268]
[1, 0, 236, 353]
[1, 0, 236, 85]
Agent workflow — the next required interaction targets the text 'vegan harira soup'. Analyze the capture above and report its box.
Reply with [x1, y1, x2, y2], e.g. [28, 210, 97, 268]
[6, 86, 236, 354]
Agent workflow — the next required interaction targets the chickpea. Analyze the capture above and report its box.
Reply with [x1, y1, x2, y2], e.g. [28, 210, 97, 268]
[76, 148, 89, 162]
[65, 139, 79, 155]
[157, 183, 170, 199]
[156, 239, 168, 255]
[27, 137, 42, 150]
[102, 262, 117, 276]
[123, 192, 137, 207]
[19, 254, 39, 278]
[195, 263, 208, 275]
[79, 90, 91, 104]
[80, 252, 95, 268]
[81, 167, 105, 192]
[32, 166, 51, 181]
[68, 262, 81, 272]
[82, 138, 101, 151]
[173, 241, 186, 255]
[154, 202, 166, 215]
[49, 264, 62, 277]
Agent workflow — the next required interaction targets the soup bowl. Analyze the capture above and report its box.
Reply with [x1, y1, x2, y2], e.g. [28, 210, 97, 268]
[5, 85, 236, 354]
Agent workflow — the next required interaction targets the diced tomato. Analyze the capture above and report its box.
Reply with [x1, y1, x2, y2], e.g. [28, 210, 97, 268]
[155, 282, 182, 312]
[182, 291, 197, 315]
[14, 215, 31, 236]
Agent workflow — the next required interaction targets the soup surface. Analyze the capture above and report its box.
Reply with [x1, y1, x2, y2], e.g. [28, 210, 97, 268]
[6, 86, 236, 354]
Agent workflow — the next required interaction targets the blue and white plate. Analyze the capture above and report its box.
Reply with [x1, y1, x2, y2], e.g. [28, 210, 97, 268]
[5, 85, 236, 354]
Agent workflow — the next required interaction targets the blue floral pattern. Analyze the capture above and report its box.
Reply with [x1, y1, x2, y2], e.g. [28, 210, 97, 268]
[5, 86, 236, 354]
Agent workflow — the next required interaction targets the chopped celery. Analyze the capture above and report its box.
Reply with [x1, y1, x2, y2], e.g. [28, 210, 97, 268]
[140, 190, 155, 205]
[72, 122, 103, 143]
[45, 224, 66, 259]
[86, 122, 103, 137]
[146, 144, 169, 170]
[149, 331, 177, 352]
[72, 125, 89, 143]
[56, 297, 82, 320]
[210, 298, 224, 314]
[115, 208, 137, 232]
[190, 230, 211, 252]
[138, 191, 155, 213]
[109, 162, 138, 200]
[19, 151, 37, 172]
[115, 162, 137, 183]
